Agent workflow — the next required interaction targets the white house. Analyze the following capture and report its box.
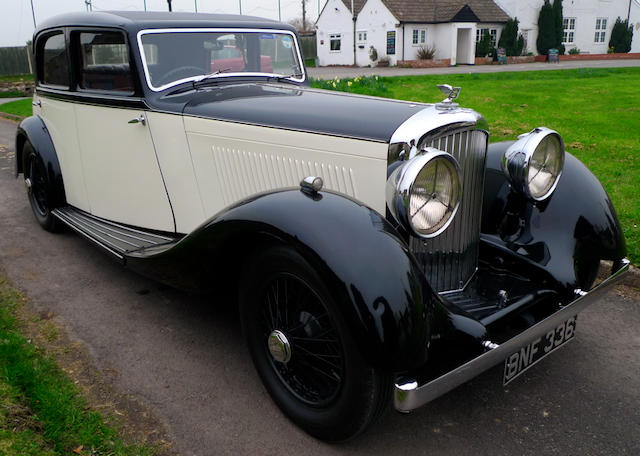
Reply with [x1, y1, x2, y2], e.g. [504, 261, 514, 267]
[316, 0, 640, 66]
[316, 0, 510, 66]
[496, 0, 640, 54]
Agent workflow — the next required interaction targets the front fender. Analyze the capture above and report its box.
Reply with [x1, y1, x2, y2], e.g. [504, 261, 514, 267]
[15, 116, 66, 207]
[482, 141, 626, 293]
[127, 189, 485, 371]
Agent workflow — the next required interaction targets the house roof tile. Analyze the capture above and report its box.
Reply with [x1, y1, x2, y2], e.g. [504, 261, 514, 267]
[379, 0, 510, 23]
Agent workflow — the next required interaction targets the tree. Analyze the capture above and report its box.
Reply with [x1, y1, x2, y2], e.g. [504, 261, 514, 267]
[475, 32, 493, 57]
[536, 0, 556, 56]
[498, 17, 525, 56]
[552, 0, 565, 54]
[609, 17, 634, 53]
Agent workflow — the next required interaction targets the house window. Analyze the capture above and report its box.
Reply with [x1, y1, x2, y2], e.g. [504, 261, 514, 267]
[357, 31, 367, 42]
[594, 18, 607, 43]
[563, 18, 576, 43]
[412, 29, 426, 45]
[476, 28, 497, 47]
[330, 34, 341, 51]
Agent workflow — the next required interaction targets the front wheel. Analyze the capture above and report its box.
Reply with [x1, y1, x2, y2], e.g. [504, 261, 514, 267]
[23, 141, 59, 232]
[239, 246, 392, 441]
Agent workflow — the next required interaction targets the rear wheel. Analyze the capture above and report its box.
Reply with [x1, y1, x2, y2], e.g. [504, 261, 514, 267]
[240, 246, 391, 441]
[23, 141, 59, 232]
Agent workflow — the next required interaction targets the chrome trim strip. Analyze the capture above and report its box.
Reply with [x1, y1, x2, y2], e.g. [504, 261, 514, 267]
[136, 28, 306, 92]
[394, 259, 630, 412]
[52, 209, 124, 259]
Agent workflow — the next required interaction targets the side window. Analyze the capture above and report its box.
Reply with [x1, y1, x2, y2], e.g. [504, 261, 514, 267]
[39, 32, 69, 88]
[78, 31, 133, 93]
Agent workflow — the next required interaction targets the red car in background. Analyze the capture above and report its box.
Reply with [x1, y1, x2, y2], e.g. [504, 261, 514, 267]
[211, 46, 273, 73]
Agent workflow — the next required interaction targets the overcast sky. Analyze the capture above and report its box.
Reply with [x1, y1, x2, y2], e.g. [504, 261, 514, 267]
[1, 0, 324, 47]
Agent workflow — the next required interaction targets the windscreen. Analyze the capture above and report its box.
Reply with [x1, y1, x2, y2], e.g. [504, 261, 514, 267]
[139, 30, 303, 90]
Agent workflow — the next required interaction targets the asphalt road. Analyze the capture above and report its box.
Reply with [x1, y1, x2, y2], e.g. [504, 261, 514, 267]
[0, 118, 638, 455]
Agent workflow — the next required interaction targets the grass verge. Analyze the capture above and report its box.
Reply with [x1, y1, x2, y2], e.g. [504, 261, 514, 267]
[0, 91, 26, 98]
[0, 98, 31, 118]
[0, 276, 156, 456]
[311, 68, 640, 265]
[0, 74, 34, 83]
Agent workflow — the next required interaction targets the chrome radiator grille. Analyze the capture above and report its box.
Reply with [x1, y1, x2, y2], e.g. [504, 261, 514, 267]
[409, 128, 488, 292]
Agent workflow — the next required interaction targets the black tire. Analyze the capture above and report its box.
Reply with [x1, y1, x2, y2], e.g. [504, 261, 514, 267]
[23, 141, 59, 232]
[239, 246, 392, 442]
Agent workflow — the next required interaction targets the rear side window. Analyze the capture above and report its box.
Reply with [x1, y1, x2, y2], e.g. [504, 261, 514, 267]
[78, 31, 133, 93]
[39, 32, 69, 87]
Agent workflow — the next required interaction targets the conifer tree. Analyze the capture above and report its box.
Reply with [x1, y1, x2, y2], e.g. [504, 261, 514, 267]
[536, 0, 555, 56]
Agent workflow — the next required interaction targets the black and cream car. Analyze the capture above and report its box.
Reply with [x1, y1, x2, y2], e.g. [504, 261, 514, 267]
[17, 11, 628, 441]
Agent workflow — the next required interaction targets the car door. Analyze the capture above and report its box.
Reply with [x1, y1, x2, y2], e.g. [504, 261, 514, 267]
[72, 29, 174, 232]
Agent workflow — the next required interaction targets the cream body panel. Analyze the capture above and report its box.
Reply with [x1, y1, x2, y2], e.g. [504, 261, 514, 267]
[184, 116, 388, 218]
[37, 96, 91, 211]
[146, 112, 205, 233]
[74, 104, 174, 232]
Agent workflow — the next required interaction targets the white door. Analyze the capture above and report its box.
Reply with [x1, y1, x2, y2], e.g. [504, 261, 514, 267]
[74, 104, 174, 232]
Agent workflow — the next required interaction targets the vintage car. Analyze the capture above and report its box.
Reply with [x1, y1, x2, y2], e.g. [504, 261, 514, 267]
[17, 11, 628, 441]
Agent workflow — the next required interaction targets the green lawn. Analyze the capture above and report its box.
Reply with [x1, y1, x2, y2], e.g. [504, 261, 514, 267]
[0, 277, 156, 456]
[0, 98, 32, 117]
[311, 68, 640, 265]
[0, 73, 34, 83]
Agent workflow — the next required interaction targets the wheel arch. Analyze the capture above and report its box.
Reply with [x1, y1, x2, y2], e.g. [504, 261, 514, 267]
[16, 116, 66, 208]
[482, 140, 627, 292]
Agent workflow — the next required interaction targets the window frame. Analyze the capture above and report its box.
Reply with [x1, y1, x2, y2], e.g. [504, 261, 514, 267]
[36, 29, 72, 90]
[412, 28, 426, 46]
[563, 17, 576, 44]
[357, 30, 367, 43]
[594, 17, 608, 43]
[476, 28, 498, 47]
[73, 29, 136, 96]
[329, 33, 342, 52]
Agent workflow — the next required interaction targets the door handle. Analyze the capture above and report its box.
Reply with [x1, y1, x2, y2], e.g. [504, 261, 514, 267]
[128, 114, 146, 126]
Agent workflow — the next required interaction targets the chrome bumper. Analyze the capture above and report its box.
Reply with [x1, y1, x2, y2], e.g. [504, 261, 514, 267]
[394, 259, 630, 412]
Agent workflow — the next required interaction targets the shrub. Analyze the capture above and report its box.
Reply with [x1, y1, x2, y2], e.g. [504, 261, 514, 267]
[537, 0, 556, 56]
[499, 17, 525, 56]
[369, 45, 378, 62]
[552, 0, 565, 54]
[377, 56, 390, 67]
[568, 47, 580, 55]
[475, 33, 493, 57]
[416, 45, 436, 60]
[609, 17, 633, 53]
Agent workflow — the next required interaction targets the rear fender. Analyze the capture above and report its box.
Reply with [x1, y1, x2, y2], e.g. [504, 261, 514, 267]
[15, 116, 66, 207]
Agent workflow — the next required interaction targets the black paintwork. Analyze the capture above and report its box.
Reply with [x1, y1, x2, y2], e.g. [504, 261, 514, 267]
[125, 188, 488, 372]
[36, 11, 294, 37]
[15, 116, 66, 208]
[482, 141, 627, 294]
[176, 84, 423, 142]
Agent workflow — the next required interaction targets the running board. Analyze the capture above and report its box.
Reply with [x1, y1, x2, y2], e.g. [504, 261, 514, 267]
[52, 207, 179, 259]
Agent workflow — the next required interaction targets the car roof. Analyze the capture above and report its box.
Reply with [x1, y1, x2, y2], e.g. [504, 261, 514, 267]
[35, 11, 296, 36]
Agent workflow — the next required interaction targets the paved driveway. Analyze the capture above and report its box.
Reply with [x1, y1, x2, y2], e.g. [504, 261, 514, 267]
[308, 58, 640, 79]
[0, 119, 638, 455]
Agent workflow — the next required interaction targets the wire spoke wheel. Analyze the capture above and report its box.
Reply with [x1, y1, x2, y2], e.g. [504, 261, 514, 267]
[240, 246, 392, 441]
[259, 273, 345, 406]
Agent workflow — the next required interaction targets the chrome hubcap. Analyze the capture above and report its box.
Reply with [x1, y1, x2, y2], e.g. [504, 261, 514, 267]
[24, 178, 32, 193]
[268, 330, 291, 364]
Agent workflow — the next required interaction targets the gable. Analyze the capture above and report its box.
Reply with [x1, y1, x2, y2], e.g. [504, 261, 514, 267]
[451, 4, 481, 22]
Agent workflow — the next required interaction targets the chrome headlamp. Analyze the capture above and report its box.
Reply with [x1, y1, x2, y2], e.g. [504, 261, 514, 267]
[502, 127, 565, 201]
[387, 148, 462, 238]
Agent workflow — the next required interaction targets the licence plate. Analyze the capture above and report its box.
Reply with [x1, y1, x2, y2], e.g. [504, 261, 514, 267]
[503, 316, 577, 385]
